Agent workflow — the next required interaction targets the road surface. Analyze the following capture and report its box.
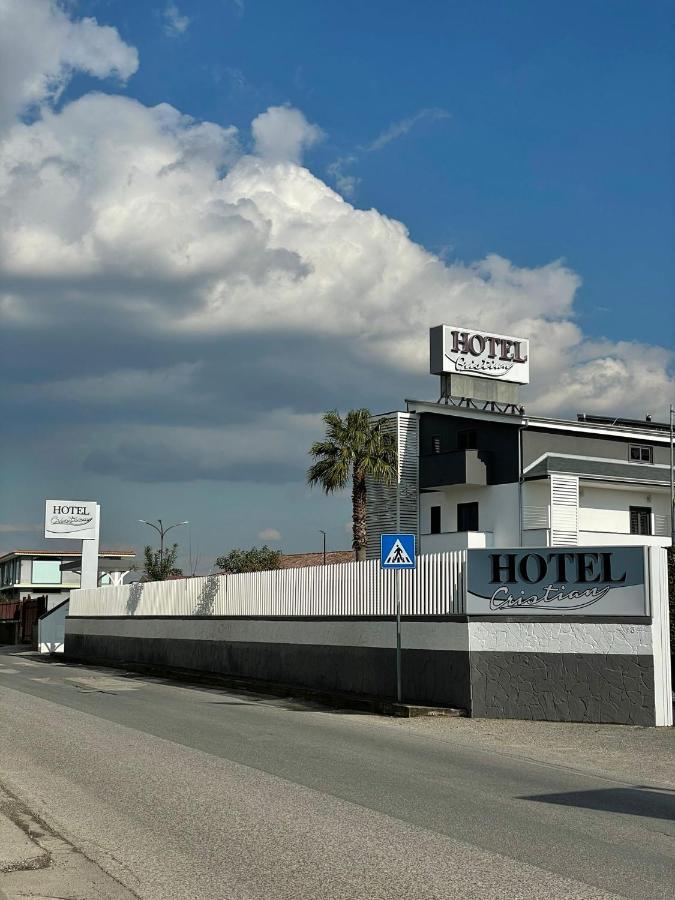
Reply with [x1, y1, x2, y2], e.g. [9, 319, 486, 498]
[0, 648, 673, 899]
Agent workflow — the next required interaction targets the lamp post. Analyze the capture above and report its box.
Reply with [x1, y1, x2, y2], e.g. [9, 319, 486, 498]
[139, 519, 189, 567]
[319, 529, 327, 565]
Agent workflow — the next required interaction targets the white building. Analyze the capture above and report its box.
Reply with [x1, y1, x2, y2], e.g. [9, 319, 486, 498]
[0, 548, 136, 609]
[367, 403, 672, 556]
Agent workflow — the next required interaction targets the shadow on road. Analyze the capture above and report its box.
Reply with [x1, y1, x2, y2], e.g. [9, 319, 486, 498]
[0, 646, 372, 715]
[521, 786, 675, 822]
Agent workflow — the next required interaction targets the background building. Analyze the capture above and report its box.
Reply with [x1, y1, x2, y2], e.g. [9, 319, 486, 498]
[0, 549, 136, 608]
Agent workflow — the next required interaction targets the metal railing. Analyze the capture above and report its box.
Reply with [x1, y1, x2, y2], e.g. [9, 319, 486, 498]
[69, 552, 467, 619]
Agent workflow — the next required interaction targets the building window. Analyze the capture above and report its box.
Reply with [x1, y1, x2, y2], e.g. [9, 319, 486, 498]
[629, 506, 652, 536]
[431, 435, 441, 454]
[32, 559, 62, 585]
[430, 506, 441, 534]
[458, 429, 478, 451]
[629, 445, 652, 463]
[457, 502, 479, 532]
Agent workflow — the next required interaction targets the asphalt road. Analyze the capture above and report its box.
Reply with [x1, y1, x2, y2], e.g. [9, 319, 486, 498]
[0, 649, 673, 900]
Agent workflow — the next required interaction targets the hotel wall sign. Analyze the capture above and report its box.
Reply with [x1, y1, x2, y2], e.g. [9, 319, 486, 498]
[44, 500, 98, 541]
[430, 325, 530, 384]
[466, 547, 648, 616]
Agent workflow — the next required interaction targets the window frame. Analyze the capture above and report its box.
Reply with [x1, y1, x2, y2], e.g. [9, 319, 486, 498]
[629, 506, 652, 536]
[629, 444, 653, 463]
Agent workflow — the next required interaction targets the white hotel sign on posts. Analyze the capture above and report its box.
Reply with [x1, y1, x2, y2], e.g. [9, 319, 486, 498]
[430, 325, 530, 384]
[44, 499, 100, 589]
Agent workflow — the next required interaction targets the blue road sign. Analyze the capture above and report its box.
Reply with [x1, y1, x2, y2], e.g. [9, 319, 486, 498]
[380, 533, 416, 569]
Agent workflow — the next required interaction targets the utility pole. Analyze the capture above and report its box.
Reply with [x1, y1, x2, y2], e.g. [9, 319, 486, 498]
[319, 529, 327, 565]
[139, 519, 189, 569]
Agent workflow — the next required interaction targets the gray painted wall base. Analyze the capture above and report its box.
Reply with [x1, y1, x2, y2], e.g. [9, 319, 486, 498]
[470, 651, 655, 726]
[64, 615, 663, 725]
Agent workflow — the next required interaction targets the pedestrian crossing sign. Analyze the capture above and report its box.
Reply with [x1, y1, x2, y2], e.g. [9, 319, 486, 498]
[380, 533, 416, 569]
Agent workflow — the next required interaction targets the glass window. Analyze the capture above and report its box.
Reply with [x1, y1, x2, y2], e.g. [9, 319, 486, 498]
[629, 445, 652, 463]
[629, 507, 652, 536]
[430, 506, 441, 534]
[457, 502, 479, 532]
[32, 560, 62, 584]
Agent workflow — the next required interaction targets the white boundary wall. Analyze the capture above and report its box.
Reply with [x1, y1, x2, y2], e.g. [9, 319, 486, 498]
[69, 552, 467, 618]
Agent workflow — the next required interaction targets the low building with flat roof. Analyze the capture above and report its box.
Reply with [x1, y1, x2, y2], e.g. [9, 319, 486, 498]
[0, 548, 136, 609]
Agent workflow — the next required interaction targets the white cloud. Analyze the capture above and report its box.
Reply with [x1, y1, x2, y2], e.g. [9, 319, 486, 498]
[0, 0, 673, 499]
[251, 105, 323, 163]
[327, 107, 450, 198]
[365, 107, 450, 153]
[0, 0, 138, 131]
[257, 528, 282, 541]
[163, 3, 190, 37]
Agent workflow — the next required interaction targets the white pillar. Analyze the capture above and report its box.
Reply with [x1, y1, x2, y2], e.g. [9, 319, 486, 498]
[80, 504, 100, 589]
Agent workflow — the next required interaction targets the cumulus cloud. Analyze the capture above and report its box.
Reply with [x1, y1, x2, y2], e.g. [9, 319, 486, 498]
[0, 0, 673, 504]
[0, 0, 138, 131]
[258, 528, 281, 541]
[251, 105, 323, 163]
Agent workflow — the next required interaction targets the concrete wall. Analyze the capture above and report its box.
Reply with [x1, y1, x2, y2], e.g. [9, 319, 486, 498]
[65, 616, 473, 710]
[65, 612, 664, 725]
[467, 619, 655, 725]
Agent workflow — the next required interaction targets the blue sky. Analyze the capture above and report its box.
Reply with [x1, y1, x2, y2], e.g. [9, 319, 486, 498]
[0, 0, 673, 566]
[70, 0, 673, 344]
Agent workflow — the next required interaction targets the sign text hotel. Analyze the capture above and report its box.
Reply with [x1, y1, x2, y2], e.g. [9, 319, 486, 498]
[430, 325, 530, 384]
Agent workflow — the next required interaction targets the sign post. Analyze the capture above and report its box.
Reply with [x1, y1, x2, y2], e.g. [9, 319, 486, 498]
[380, 533, 416, 703]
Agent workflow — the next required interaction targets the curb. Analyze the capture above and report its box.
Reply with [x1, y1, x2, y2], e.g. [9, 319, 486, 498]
[58, 654, 467, 718]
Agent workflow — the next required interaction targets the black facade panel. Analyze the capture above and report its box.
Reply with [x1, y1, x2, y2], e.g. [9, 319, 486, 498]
[419, 413, 519, 486]
[470, 651, 655, 725]
[65, 633, 473, 710]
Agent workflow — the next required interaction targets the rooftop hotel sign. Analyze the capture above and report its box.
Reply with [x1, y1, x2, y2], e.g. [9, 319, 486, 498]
[44, 500, 97, 541]
[466, 547, 648, 616]
[430, 325, 530, 384]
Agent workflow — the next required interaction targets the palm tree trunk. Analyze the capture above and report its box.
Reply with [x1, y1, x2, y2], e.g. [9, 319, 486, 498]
[352, 471, 367, 561]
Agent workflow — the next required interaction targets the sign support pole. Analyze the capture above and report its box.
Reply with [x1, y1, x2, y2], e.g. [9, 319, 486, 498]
[80, 504, 100, 589]
[396, 568, 402, 703]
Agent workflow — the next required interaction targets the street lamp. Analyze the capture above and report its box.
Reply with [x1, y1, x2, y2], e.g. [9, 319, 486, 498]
[139, 519, 189, 566]
[319, 529, 327, 565]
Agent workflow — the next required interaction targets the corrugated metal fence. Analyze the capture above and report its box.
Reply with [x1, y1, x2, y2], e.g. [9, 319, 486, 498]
[69, 552, 466, 618]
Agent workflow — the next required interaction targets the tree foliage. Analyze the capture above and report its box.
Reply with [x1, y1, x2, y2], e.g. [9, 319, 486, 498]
[307, 408, 398, 561]
[215, 545, 282, 574]
[143, 543, 181, 581]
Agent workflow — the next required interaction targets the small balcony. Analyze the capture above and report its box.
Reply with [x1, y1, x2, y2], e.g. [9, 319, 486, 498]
[420, 449, 489, 490]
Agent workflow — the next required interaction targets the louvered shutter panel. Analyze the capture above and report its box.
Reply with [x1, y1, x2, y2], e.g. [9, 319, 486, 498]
[366, 413, 419, 559]
[550, 474, 579, 546]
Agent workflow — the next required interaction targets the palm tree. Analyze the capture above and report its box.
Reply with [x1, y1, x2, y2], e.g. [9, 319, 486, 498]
[307, 409, 398, 561]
